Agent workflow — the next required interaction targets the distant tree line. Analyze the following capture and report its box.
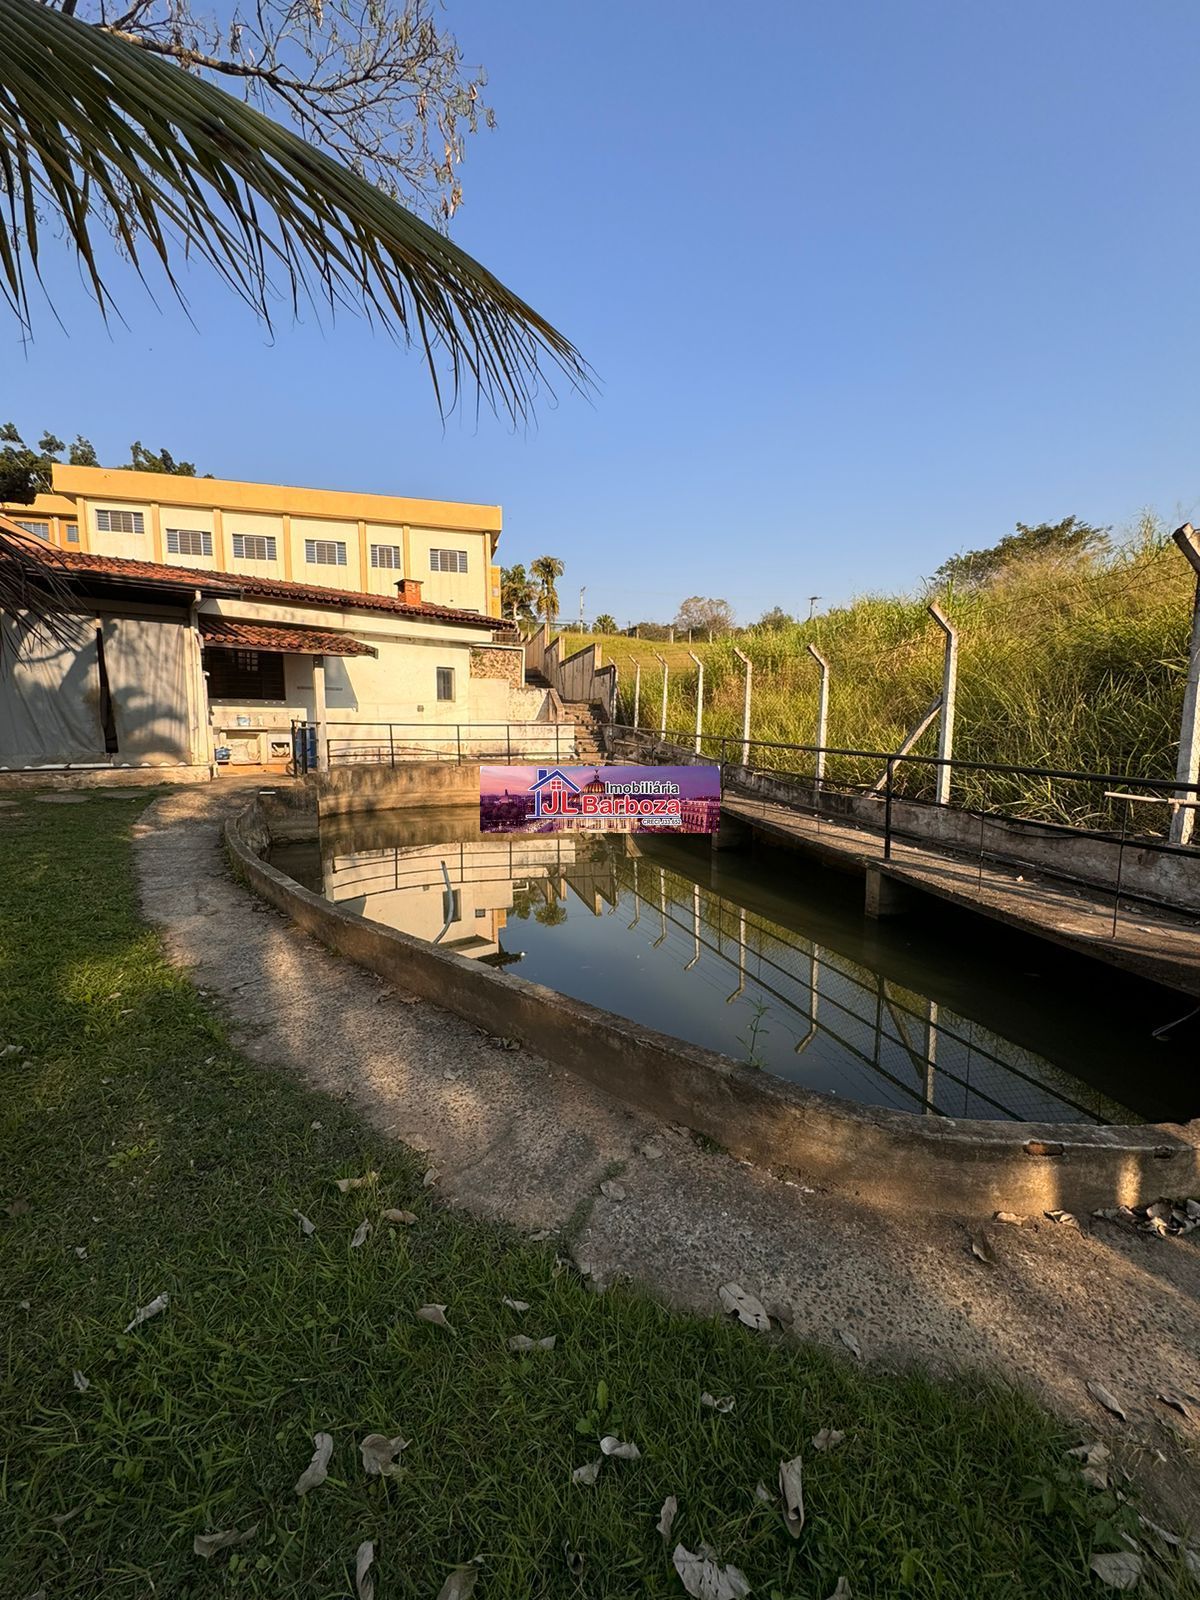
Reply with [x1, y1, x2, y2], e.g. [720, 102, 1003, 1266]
[0, 422, 203, 504]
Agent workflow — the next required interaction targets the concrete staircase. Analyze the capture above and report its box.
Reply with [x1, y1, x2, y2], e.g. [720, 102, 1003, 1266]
[564, 702, 606, 762]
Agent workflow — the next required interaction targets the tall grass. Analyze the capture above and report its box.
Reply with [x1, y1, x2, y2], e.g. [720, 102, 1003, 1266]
[576, 532, 1196, 828]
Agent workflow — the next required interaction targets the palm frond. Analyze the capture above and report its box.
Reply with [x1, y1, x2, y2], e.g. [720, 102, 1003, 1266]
[0, 0, 587, 421]
[0, 519, 80, 656]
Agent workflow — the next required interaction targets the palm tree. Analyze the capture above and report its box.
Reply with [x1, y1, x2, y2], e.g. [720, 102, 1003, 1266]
[593, 613, 618, 634]
[500, 565, 537, 626]
[530, 556, 565, 626]
[0, 0, 586, 643]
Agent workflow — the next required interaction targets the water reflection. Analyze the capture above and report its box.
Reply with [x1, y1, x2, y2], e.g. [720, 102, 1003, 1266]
[269, 807, 1196, 1126]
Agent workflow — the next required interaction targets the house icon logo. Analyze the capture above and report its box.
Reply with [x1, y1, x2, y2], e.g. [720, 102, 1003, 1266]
[529, 767, 582, 818]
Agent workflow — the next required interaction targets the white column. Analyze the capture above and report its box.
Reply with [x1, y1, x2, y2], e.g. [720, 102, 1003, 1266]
[688, 649, 704, 754]
[807, 643, 829, 787]
[732, 647, 752, 766]
[927, 602, 958, 806]
[313, 654, 328, 771]
[1170, 524, 1200, 847]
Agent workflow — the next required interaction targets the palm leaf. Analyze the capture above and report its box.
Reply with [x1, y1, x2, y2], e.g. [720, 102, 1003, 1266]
[0, 0, 586, 421]
[0, 519, 80, 657]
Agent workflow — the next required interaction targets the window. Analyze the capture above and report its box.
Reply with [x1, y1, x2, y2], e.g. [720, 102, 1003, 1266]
[203, 648, 286, 700]
[430, 548, 468, 573]
[96, 508, 144, 534]
[436, 666, 455, 701]
[166, 527, 213, 557]
[13, 520, 50, 539]
[305, 538, 347, 567]
[231, 532, 277, 562]
[370, 543, 402, 569]
[65, 524, 80, 544]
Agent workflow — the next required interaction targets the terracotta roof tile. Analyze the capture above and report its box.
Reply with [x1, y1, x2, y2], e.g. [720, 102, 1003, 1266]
[199, 615, 376, 657]
[6, 537, 517, 633]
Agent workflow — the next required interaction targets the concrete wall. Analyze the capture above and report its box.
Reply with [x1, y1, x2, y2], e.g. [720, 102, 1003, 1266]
[524, 625, 618, 717]
[605, 727, 1200, 915]
[228, 797, 1200, 1215]
[315, 762, 481, 814]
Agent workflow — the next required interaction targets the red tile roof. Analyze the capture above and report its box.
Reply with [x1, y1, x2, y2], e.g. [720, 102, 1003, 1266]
[6, 536, 516, 633]
[199, 615, 377, 657]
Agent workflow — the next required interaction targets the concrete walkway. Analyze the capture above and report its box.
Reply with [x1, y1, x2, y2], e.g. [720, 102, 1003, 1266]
[134, 784, 1200, 1521]
[724, 795, 1200, 997]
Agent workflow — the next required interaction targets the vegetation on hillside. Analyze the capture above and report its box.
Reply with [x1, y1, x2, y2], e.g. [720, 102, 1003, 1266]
[560, 518, 1196, 825]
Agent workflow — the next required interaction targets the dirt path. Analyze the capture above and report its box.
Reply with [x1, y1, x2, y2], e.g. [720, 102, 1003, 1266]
[134, 783, 1200, 1524]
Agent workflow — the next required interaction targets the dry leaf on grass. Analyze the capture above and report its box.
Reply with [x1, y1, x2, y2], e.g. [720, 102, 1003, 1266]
[382, 1209, 417, 1226]
[1089, 1551, 1143, 1589]
[355, 1540, 375, 1600]
[350, 1219, 372, 1249]
[657, 1495, 678, 1542]
[4, 1197, 31, 1216]
[72, 1369, 89, 1392]
[124, 1292, 169, 1333]
[1044, 1209, 1081, 1230]
[335, 1173, 378, 1193]
[994, 1211, 1028, 1227]
[811, 1428, 845, 1451]
[1155, 1392, 1193, 1419]
[508, 1334, 556, 1352]
[562, 1539, 584, 1577]
[502, 1297, 530, 1312]
[672, 1543, 751, 1599]
[572, 1459, 602, 1486]
[194, 1524, 258, 1559]
[600, 1180, 627, 1201]
[600, 1435, 640, 1459]
[294, 1211, 316, 1236]
[435, 1567, 478, 1600]
[701, 1393, 735, 1413]
[422, 1169, 440, 1188]
[50, 1508, 82, 1528]
[969, 1231, 995, 1265]
[718, 1283, 769, 1331]
[360, 1433, 409, 1476]
[416, 1304, 451, 1328]
[74, 1246, 88, 1260]
[754, 1482, 773, 1503]
[779, 1454, 805, 1538]
[825, 1581, 851, 1599]
[294, 1432, 334, 1495]
[837, 1327, 862, 1360]
[1067, 1441, 1112, 1490]
[1087, 1381, 1128, 1420]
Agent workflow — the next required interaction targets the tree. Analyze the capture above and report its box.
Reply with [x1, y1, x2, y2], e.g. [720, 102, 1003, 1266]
[674, 596, 735, 636]
[500, 564, 537, 625]
[124, 443, 198, 476]
[593, 613, 618, 634]
[1, 0, 583, 422]
[931, 517, 1111, 589]
[0, 422, 199, 504]
[530, 555, 564, 624]
[757, 606, 794, 630]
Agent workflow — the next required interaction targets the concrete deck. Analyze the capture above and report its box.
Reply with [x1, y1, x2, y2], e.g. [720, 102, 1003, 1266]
[722, 795, 1200, 1000]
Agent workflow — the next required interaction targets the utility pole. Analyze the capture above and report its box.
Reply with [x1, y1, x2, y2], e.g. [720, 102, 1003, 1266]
[1171, 524, 1200, 846]
[807, 595, 821, 622]
[578, 586, 586, 632]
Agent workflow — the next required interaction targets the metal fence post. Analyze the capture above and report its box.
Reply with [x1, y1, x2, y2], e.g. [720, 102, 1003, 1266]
[652, 651, 669, 736]
[732, 646, 752, 766]
[1170, 523, 1200, 846]
[806, 643, 829, 789]
[687, 650, 704, 754]
[884, 756, 895, 860]
[632, 659, 641, 729]
[456, 725, 462, 764]
[389, 724, 395, 769]
[927, 602, 958, 805]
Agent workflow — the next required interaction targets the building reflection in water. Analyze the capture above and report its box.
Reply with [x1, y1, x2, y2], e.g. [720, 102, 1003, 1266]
[289, 813, 1151, 1126]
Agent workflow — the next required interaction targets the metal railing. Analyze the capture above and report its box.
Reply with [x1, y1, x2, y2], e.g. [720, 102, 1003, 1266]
[605, 723, 1200, 929]
[293, 720, 574, 772]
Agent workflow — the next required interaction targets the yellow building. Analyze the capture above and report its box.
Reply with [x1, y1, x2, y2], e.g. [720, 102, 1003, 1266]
[3, 464, 505, 619]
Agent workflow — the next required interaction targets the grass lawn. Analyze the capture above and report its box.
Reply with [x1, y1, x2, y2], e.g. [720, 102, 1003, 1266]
[1, 793, 1193, 1598]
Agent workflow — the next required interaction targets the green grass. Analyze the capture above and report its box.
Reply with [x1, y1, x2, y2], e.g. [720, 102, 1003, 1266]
[565, 532, 1195, 826]
[1, 794, 1195, 1598]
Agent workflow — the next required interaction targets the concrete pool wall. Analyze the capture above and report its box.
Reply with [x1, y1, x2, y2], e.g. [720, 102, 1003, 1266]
[227, 791, 1200, 1217]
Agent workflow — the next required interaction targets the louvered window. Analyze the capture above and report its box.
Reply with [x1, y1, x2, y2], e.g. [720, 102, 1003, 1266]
[430, 548, 468, 573]
[305, 539, 347, 567]
[166, 528, 212, 557]
[232, 533, 277, 561]
[370, 544, 401, 569]
[96, 508, 144, 534]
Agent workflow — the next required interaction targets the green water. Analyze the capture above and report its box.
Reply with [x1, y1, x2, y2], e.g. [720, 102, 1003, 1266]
[269, 806, 1199, 1125]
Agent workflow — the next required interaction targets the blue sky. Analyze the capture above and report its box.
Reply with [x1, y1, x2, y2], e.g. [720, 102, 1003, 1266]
[5, 0, 1200, 625]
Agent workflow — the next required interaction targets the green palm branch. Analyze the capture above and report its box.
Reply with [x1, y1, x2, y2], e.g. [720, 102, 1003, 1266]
[530, 554, 564, 624]
[0, 0, 586, 423]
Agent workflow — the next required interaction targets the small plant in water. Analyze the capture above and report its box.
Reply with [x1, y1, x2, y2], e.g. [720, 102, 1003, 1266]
[738, 1001, 770, 1069]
